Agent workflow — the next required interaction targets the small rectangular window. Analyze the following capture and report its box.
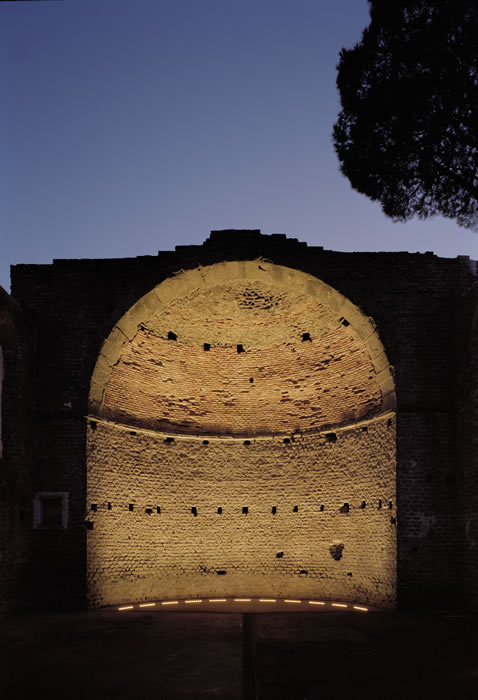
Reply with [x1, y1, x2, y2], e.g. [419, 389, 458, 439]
[33, 492, 69, 530]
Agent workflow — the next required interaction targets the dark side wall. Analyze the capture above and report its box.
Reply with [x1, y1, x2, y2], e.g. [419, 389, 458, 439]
[457, 281, 478, 609]
[0, 288, 33, 614]
[7, 230, 477, 610]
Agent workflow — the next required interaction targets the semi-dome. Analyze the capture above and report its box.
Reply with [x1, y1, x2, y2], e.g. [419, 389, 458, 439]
[91, 261, 393, 436]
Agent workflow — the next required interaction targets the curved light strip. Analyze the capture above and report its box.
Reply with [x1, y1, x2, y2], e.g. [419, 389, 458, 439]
[116, 597, 369, 612]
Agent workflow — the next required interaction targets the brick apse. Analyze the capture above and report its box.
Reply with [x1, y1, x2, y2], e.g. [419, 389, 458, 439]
[1, 229, 477, 613]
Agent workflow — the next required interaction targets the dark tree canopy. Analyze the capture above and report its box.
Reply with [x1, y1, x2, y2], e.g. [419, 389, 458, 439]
[334, 0, 478, 230]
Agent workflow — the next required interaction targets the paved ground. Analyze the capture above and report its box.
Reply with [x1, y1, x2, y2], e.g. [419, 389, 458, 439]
[1, 608, 477, 699]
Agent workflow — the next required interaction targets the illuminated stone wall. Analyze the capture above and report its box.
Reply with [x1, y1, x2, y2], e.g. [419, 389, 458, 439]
[86, 260, 396, 607]
[86, 415, 396, 608]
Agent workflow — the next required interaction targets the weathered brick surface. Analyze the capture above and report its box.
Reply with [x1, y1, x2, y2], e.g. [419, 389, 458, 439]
[86, 415, 396, 608]
[104, 328, 381, 435]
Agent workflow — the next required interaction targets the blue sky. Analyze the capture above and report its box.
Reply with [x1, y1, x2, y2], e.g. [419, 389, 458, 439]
[1, 0, 477, 292]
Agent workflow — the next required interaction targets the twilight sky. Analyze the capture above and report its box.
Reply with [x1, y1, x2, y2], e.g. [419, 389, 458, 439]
[1, 0, 477, 292]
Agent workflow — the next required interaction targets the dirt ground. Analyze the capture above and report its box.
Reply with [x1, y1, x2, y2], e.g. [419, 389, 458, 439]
[1, 608, 477, 699]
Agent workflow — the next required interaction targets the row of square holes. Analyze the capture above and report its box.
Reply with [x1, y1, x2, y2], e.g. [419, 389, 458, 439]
[166, 319, 350, 347]
[160, 434, 338, 445]
[91, 422, 393, 442]
[91, 424, 338, 443]
[90, 501, 393, 514]
[153, 423, 392, 444]
[166, 331, 326, 349]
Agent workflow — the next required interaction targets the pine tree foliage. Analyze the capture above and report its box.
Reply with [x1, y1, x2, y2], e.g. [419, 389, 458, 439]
[334, 0, 478, 230]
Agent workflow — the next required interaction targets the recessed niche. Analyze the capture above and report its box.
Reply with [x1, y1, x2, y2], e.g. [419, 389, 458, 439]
[167, 331, 177, 341]
[164, 437, 175, 444]
[249, 377, 254, 383]
[389, 500, 393, 509]
[203, 343, 210, 351]
[129, 431, 136, 436]
[90, 503, 97, 512]
[378, 499, 382, 509]
[242, 506, 248, 515]
[33, 492, 69, 530]
[145, 508, 152, 515]
[243, 440, 251, 446]
[129, 504, 134, 511]
[387, 418, 393, 427]
[293, 505, 299, 513]
[340, 317, 350, 327]
[360, 501, 366, 509]
[271, 506, 277, 515]
[320, 504, 324, 512]
[89, 420, 97, 430]
[217, 507, 223, 515]
[299, 570, 308, 577]
[361, 426, 368, 432]
[340, 503, 350, 513]
[237, 344, 245, 353]
[302, 332, 311, 342]
[283, 438, 290, 444]
[191, 507, 198, 516]
[216, 570, 227, 575]
[202, 440, 209, 445]
[391, 516, 397, 525]
[107, 502, 112, 510]
[156, 506, 161, 514]
[276, 551, 284, 558]
[325, 432, 337, 443]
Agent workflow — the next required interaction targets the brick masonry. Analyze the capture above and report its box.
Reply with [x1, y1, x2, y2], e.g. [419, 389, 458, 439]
[103, 328, 382, 436]
[86, 259, 396, 607]
[86, 415, 396, 608]
[3, 229, 477, 612]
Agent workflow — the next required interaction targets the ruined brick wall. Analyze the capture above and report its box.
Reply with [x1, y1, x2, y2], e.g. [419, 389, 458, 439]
[0, 289, 33, 614]
[86, 415, 396, 609]
[457, 282, 478, 609]
[9, 230, 476, 610]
